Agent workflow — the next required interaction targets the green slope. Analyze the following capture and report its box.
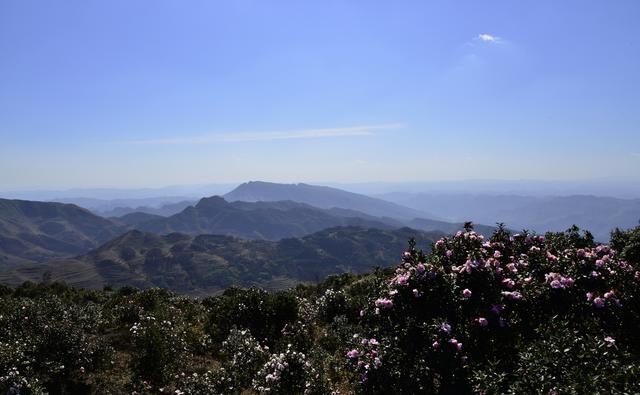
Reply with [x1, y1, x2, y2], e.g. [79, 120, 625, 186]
[0, 226, 442, 295]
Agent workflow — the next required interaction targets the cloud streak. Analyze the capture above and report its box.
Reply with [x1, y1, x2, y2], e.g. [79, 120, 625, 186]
[126, 124, 405, 144]
[476, 33, 502, 43]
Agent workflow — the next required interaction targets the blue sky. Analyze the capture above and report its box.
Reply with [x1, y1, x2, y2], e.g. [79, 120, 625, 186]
[1, 0, 639, 189]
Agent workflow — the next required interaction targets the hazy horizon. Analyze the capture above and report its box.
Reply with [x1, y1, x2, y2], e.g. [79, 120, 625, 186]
[2, 0, 639, 190]
[3, 178, 640, 201]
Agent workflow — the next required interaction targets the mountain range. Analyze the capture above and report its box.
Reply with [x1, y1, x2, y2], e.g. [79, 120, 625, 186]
[0, 226, 441, 295]
[133, 196, 398, 240]
[379, 192, 640, 241]
[3, 180, 633, 294]
[0, 199, 124, 268]
[224, 181, 440, 220]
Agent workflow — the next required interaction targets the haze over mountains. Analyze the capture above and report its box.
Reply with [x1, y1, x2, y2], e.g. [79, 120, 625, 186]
[380, 192, 640, 241]
[0, 180, 638, 294]
[225, 181, 439, 220]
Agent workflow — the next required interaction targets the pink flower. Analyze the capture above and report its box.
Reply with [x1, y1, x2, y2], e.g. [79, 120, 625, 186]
[446, 250, 453, 257]
[435, 239, 445, 248]
[476, 317, 488, 327]
[593, 297, 605, 308]
[347, 349, 359, 358]
[604, 336, 615, 346]
[561, 277, 574, 287]
[586, 292, 593, 301]
[604, 290, 615, 299]
[494, 250, 502, 258]
[369, 338, 379, 346]
[550, 279, 563, 289]
[375, 298, 393, 309]
[462, 288, 472, 298]
[595, 259, 604, 268]
[396, 275, 409, 286]
[502, 291, 523, 300]
[432, 341, 440, 349]
[441, 323, 452, 333]
[502, 278, 515, 289]
[416, 263, 426, 274]
[412, 289, 421, 298]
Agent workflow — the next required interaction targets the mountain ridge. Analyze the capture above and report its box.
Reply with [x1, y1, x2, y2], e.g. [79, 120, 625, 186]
[224, 181, 442, 221]
[0, 226, 443, 295]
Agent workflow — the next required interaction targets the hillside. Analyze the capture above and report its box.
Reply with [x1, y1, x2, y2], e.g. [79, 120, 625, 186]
[0, 226, 442, 294]
[225, 181, 440, 220]
[0, 199, 125, 268]
[134, 196, 398, 240]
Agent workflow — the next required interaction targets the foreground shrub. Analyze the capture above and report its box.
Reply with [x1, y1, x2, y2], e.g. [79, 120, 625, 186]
[1, 224, 639, 393]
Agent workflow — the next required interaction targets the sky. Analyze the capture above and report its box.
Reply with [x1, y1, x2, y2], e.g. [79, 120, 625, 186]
[1, 0, 639, 190]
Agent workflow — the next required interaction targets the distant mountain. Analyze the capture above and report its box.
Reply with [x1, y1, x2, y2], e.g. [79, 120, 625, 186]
[408, 218, 497, 235]
[0, 226, 442, 294]
[225, 181, 440, 220]
[99, 200, 196, 217]
[112, 212, 165, 226]
[134, 196, 398, 240]
[380, 193, 640, 241]
[0, 199, 125, 268]
[52, 196, 196, 214]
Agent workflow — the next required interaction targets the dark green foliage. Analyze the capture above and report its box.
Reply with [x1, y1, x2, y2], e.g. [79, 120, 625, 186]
[0, 225, 639, 394]
[611, 225, 640, 264]
[204, 287, 299, 346]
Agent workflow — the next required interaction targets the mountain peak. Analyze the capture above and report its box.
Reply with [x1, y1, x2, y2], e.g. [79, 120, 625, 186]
[195, 195, 228, 209]
[225, 181, 438, 221]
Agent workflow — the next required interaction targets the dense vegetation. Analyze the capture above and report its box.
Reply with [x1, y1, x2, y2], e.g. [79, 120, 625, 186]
[1, 224, 639, 394]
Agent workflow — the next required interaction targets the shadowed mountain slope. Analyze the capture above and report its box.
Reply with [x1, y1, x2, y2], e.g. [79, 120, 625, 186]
[134, 196, 398, 240]
[0, 199, 125, 268]
[0, 226, 442, 295]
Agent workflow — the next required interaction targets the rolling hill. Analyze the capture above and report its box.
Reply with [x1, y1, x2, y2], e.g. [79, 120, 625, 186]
[0, 226, 442, 295]
[0, 199, 125, 268]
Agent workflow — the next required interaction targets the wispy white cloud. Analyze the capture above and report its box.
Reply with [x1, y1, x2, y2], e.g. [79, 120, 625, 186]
[475, 33, 502, 43]
[632, 152, 640, 158]
[127, 123, 405, 145]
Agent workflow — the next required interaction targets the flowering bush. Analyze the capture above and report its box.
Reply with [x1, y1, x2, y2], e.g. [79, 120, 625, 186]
[252, 344, 315, 394]
[1, 224, 639, 393]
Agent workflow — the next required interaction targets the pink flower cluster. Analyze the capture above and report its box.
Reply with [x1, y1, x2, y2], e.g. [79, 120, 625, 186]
[347, 336, 383, 383]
